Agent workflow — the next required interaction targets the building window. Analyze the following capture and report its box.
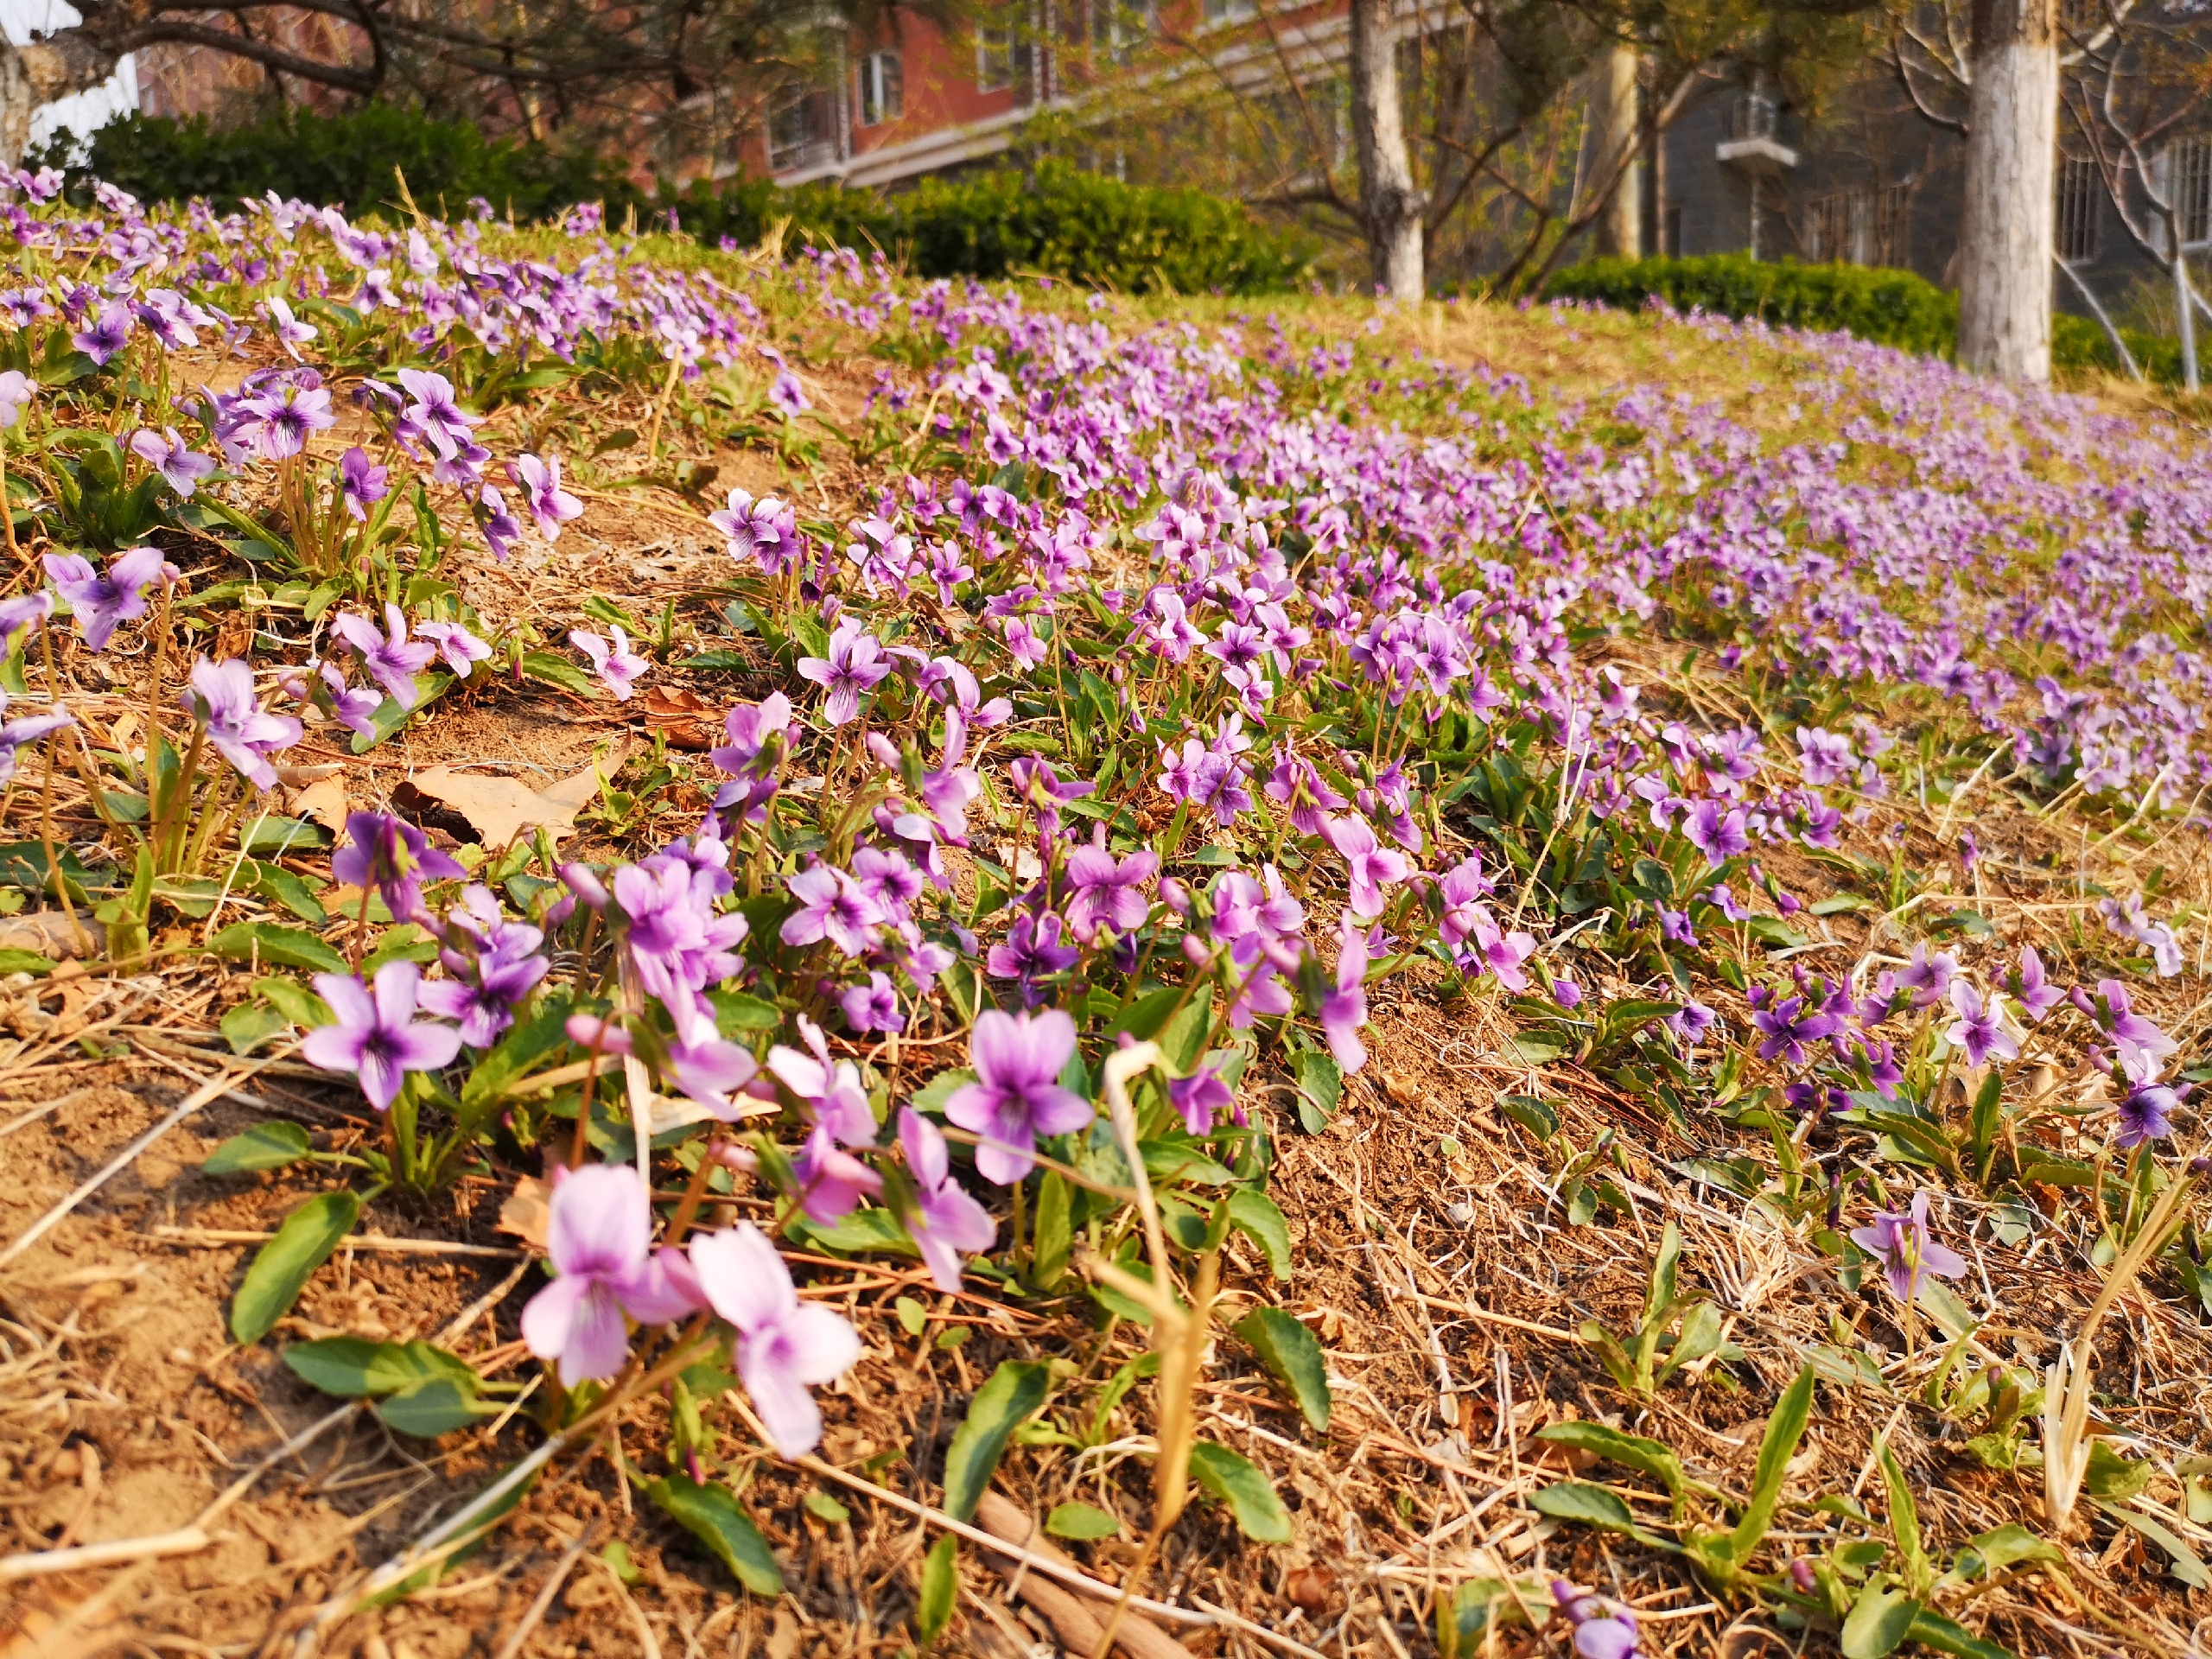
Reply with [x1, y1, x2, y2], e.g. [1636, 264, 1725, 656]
[977, 27, 1034, 93]
[857, 50, 903, 126]
[2056, 155, 2100, 263]
[768, 88, 836, 173]
[1090, 0, 1151, 64]
[1803, 183, 1909, 266]
[2171, 134, 2212, 247]
[1203, 0, 1255, 21]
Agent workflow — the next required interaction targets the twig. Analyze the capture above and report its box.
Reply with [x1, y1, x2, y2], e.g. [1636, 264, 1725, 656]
[0, 1046, 297, 1268]
[150, 1226, 522, 1259]
[0, 1526, 212, 1586]
[492, 1522, 603, 1659]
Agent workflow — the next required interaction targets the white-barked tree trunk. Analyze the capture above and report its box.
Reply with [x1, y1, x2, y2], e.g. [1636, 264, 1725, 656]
[1348, 0, 1424, 299]
[1592, 42, 1640, 259]
[1957, 0, 2058, 382]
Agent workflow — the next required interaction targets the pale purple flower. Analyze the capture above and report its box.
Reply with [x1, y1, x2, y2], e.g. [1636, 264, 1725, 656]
[1684, 799, 1750, 866]
[1751, 993, 1842, 1066]
[332, 605, 436, 709]
[2075, 979, 2178, 1081]
[339, 446, 387, 520]
[689, 1222, 860, 1457]
[414, 620, 493, 678]
[1320, 913, 1375, 1074]
[479, 484, 523, 560]
[1849, 1192, 1967, 1307]
[710, 489, 798, 576]
[1169, 1062, 1235, 1135]
[182, 655, 302, 790]
[797, 617, 891, 727]
[509, 453, 583, 541]
[1551, 1581, 1642, 1659]
[72, 302, 133, 365]
[520, 1162, 703, 1387]
[987, 911, 1079, 1007]
[1322, 814, 1408, 920]
[898, 1108, 995, 1292]
[781, 863, 883, 957]
[1795, 727, 1855, 787]
[317, 661, 383, 736]
[262, 295, 318, 359]
[711, 692, 792, 788]
[130, 427, 216, 497]
[419, 887, 548, 1047]
[231, 380, 335, 460]
[1263, 748, 1345, 836]
[766, 1015, 877, 1146]
[840, 971, 904, 1034]
[43, 546, 175, 650]
[1943, 981, 2018, 1066]
[1469, 911, 1536, 990]
[1896, 942, 1957, 1009]
[942, 1008, 1091, 1184]
[571, 626, 648, 701]
[332, 810, 467, 923]
[0, 693, 72, 787]
[610, 858, 748, 1007]
[2115, 1082, 2183, 1149]
[396, 367, 480, 459]
[1064, 831, 1159, 941]
[768, 370, 810, 417]
[0, 368, 34, 428]
[791, 1123, 884, 1223]
[300, 961, 464, 1112]
[664, 1020, 765, 1121]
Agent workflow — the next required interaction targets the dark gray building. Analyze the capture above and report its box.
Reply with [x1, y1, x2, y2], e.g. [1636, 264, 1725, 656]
[1649, 70, 2195, 332]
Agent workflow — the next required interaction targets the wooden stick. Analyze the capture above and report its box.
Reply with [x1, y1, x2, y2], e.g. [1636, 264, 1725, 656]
[150, 1226, 522, 1259]
[0, 1526, 211, 1585]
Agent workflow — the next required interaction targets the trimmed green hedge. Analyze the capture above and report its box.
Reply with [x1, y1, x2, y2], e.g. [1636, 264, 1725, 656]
[1543, 252, 2179, 384]
[35, 108, 1311, 296]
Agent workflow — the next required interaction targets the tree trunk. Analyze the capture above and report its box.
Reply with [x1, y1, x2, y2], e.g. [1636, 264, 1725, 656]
[1348, 0, 1423, 299]
[1957, 0, 2057, 381]
[0, 31, 124, 168]
[1592, 43, 1639, 259]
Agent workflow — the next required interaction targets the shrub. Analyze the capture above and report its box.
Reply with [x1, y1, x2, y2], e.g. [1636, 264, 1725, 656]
[37, 106, 631, 223]
[1545, 252, 2183, 385]
[37, 110, 1311, 296]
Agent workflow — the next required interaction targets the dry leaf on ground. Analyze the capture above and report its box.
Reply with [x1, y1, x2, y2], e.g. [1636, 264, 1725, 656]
[394, 753, 620, 851]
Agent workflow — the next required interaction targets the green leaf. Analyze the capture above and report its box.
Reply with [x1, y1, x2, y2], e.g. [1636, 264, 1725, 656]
[2083, 1440, 2152, 1500]
[1046, 1502, 1121, 1540]
[790, 1206, 917, 1258]
[1949, 1523, 2062, 1581]
[219, 1001, 293, 1056]
[1437, 1578, 1535, 1657]
[914, 1533, 957, 1643]
[255, 975, 332, 1027]
[1139, 1141, 1234, 1186]
[1160, 988, 1213, 1071]
[1878, 1440, 1929, 1596]
[521, 650, 599, 697]
[1841, 1581, 1921, 1659]
[230, 1190, 359, 1344]
[1294, 1049, 1341, 1133]
[0, 947, 56, 976]
[283, 1335, 480, 1402]
[240, 815, 330, 855]
[941, 1360, 1050, 1522]
[1529, 1482, 1641, 1535]
[1500, 1093, 1559, 1141]
[1030, 1172, 1071, 1290]
[1902, 1610, 2019, 1659]
[360, 922, 441, 975]
[377, 1376, 492, 1437]
[707, 988, 783, 1031]
[679, 649, 751, 671]
[1535, 1422, 1691, 1503]
[2094, 1501, 2212, 1589]
[804, 1490, 851, 1524]
[1224, 1188, 1293, 1278]
[210, 921, 346, 976]
[203, 1119, 311, 1174]
[1725, 1364, 1816, 1560]
[910, 1068, 976, 1117]
[1187, 1440, 1293, 1541]
[642, 1476, 784, 1594]
[349, 672, 453, 753]
[1234, 1306, 1330, 1432]
[895, 1296, 928, 1337]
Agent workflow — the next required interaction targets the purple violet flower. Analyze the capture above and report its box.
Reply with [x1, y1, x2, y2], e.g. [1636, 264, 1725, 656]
[1321, 814, 1409, 921]
[182, 656, 302, 790]
[509, 453, 583, 541]
[571, 626, 648, 701]
[2116, 1081, 2184, 1149]
[797, 616, 891, 727]
[687, 1221, 860, 1458]
[43, 546, 175, 651]
[339, 446, 388, 520]
[1943, 981, 2019, 1067]
[520, 1162, 703, 1387]
[1064, 829, 1159, 941]
[130, 427, 216, 497]
[299, 961, 463, 1112]
[0, 693, 72, 787]
[331, 604, 436, 709]
[332, 810, 467, 924]
[942, 1008, 1092, 1184]
[898, 1108, 995, 1292]
[1849, 1192, 1967, 1307]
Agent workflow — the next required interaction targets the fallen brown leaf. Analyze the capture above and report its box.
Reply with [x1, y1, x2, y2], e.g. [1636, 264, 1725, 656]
[498, 1175, 551, 1251]
[289, 774, 350, 836]
[643, 686, 719, 750]
[395, 753, 619, 851]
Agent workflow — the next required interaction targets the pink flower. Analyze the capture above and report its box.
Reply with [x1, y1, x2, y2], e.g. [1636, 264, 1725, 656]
[898, 1109, 995, 1292]
[942, 1008, 1092, 1184]
[797, 617, 890, 726]
[1321, 814, 1408, 920]
[1319, 914, 1374, 1075]
[509, 453, 583, 541]
[688, 1222, 861, 1456]
[571, 626, 648, 700]
[520, 1162, 703, 1387]
[299, 961, 462, 1112]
